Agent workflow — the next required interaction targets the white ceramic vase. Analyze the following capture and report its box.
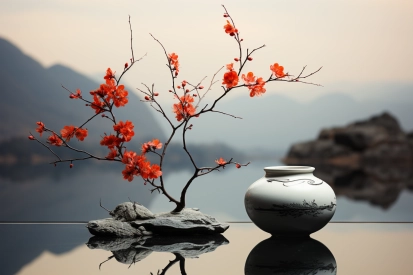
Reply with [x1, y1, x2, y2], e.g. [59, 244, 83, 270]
[244, 166, 336, 236]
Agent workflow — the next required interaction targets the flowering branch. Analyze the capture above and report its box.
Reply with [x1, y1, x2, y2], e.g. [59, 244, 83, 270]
[29, 6, 321, 213]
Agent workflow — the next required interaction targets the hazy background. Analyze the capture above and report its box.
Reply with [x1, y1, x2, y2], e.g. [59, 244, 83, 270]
[1, 2, 413, 273]
[0, 0, 412, 213]
[1, 1, 412, 98]
[1, 0, 413, 152]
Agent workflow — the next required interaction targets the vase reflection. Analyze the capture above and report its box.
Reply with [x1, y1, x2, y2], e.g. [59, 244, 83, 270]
[86, 234, 228, 273]
[245, 236, 337, 275]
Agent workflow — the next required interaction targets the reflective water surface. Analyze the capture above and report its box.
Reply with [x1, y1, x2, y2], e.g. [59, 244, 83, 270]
[2, 157, 413, 274]
[1, 160, 413, 222]
[1, 223, 412, 275]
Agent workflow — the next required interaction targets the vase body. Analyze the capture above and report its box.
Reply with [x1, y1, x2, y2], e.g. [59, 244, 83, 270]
[244, 166, 336, 236]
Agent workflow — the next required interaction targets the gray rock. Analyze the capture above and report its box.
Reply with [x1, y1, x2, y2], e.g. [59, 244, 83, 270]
[142, 230, 153, 236]
[285, 112, 413, 164]
[87, 208, 229, 237]
[110, 202, 155, 221]
[287, 139, 353, 159]
[283, 112, 413, 209]
[131, 208, 229, 235]
[86, 218, 143, 237]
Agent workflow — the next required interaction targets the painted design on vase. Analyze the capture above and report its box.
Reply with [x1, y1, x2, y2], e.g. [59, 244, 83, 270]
[267, 178, 324, 187]
[255, 200, 336, 218]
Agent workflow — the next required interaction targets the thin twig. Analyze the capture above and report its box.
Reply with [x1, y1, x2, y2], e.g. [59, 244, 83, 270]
[129, 15, 135, 62]
[210, 110, 242, 119]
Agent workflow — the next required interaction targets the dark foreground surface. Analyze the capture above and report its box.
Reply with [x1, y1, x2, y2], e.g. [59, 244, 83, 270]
[1, 222, 412, 274]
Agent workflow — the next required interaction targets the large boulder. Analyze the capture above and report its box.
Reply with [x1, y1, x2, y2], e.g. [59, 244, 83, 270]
[110, 202, 155, 221]
[285, 112, 413, 164]
[283, 112, 413, 209]
[87, 218, 145, 237]
[86, 206, 229, 237]
[131, 208, 229, 235]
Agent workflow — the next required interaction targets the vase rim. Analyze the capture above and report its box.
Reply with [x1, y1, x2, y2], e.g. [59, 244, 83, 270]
[264, 166, 315, 174]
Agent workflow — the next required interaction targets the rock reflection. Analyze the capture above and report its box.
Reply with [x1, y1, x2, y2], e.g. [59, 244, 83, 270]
[87, 234, 228, 273]
[245, 237, 336, 275]
[284, 112, 413, 209]
[314, 163, 413, 209]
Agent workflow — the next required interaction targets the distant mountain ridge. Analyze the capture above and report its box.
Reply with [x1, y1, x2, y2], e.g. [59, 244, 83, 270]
[1, 36, 412, 156]
[0, 37, 165, 145]
[186, 85, 413, 153]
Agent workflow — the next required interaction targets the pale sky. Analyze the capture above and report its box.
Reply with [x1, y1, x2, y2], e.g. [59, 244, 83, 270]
[1, 0, 412, 103]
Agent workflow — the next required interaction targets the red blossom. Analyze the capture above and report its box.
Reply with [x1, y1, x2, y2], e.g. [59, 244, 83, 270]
[70, 89, 82, 99]
[142, 139, 162, 154]
[242, 72, 266, 97]
[111, 85, 128, 108]
[47, 133, 63, 146]
[249, 78, 266, 97]
[236, 163, 241, 169]
[122, 150, 138, 165]
[222, 65, 239, 89]
[28, 135, 35, 140]
[139, 163, 151, 180]
[242, 72, 255, 84]
[173, 94, 196, 121]
[61, 125, 76, 141]
[215, 157, 227, 165]
[120, 150, 162, 181]
[224, 20, 238, 36]
[168, 53, 180, 75]
[148, 164, 162, 179]
[141, 142, 150, 154]
[90, 94, 106, 114]
[270, 63, 286, 78]
[113, 120, 134, 142]
[36, 121, 45, 136]
[149, 139, 163, 150]
[60, 126, 88, 142]
[122, 164, 136, 182]
[75, 128, 88, 141]
[104, 68, 115, 86]
[106, 148, 118, 160]
[100, 134, 122, 149]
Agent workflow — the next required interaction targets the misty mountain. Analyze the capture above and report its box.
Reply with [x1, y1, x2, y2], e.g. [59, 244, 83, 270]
[187, 86, 413, 154]
[0, 37, 165, 146]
